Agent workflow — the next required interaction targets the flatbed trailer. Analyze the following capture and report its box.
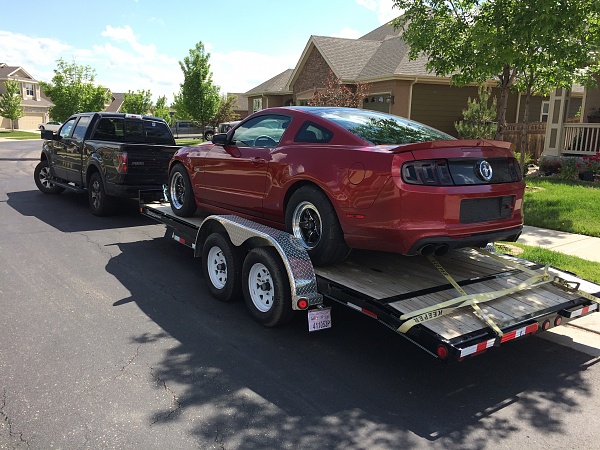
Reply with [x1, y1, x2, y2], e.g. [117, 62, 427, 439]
[140, 194, 599, 363]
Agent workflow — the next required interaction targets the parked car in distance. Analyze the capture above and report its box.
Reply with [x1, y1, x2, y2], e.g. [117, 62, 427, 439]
[170, 120, 215, 140]
[217, 120, 241, 133]
[39, 121, 62, 132]
[168, 106, 525, 266]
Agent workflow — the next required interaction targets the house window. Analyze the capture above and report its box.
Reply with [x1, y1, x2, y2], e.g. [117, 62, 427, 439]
[540, 101, 550, 123]
[253, 98, 263, 113]
[25, 83, 34, 97]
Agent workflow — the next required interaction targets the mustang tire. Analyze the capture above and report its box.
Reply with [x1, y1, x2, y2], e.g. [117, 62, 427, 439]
[285, 185, 350, 266]
[34, 160, 65, 194]
[242, 247, 293, 327]
[202, 233, 243, 302]
[169, 164, 197, 217]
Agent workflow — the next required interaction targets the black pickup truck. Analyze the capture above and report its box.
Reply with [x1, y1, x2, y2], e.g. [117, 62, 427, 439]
[34, 112, 179, 216]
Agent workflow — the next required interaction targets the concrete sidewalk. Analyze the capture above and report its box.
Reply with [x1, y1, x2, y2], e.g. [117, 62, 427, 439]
[515, 225, 600, 350]
[517, 225, 600, 263]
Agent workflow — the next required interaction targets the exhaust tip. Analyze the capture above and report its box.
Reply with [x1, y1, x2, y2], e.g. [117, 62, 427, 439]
[435, 244, 449, 256]
[419, 244, 436, 256]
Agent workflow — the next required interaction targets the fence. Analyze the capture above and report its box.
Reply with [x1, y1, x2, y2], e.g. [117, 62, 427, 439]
[501, 123, 546, 160]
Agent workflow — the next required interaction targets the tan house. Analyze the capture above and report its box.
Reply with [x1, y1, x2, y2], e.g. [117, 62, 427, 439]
[245, 22, 582, 139]
[0, 63, 53, 129]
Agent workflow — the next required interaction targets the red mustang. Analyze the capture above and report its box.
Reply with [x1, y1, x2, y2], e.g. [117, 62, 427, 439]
[168, 107, 524, 266]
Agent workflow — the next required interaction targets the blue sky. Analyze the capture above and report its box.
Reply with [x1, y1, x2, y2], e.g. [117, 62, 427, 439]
[0, 0, 399, 103]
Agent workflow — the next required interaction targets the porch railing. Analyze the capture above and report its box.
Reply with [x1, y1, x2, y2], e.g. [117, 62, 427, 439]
[562, 123, 600, 156]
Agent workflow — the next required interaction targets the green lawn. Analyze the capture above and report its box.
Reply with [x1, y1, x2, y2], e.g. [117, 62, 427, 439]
[523, 178, 600, 237]
[0, 130, 40, 140]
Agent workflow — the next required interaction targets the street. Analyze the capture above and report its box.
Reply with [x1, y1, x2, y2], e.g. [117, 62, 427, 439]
[1, 139, 599, 449]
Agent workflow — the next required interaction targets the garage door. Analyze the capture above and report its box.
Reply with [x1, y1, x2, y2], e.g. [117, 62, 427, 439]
[19, 114, 45, 130]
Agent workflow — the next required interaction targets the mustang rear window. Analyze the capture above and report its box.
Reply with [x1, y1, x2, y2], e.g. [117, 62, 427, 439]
[305, 108, 454, 145]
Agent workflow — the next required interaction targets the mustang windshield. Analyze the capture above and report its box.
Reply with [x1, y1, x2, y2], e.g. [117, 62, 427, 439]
[299, 107, 454, 145]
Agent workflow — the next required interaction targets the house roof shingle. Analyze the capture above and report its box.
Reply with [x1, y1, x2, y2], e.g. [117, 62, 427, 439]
[245, 69, 293, 96]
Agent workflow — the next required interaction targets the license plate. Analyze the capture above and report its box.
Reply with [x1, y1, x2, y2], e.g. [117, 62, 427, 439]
[308, 307, 332, 332]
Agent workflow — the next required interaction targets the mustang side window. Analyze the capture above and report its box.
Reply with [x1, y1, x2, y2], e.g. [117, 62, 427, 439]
[231, 114, 291, 148]
[294, 122, 333, 143]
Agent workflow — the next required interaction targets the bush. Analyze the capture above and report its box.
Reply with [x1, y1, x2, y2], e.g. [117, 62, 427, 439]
[559, 157, 579, 180]
[454, 86, 497, 139]
[538, 156, 561, 175]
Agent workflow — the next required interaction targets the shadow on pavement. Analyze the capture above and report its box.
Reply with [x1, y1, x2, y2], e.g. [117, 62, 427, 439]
[105, 236, 598, 448]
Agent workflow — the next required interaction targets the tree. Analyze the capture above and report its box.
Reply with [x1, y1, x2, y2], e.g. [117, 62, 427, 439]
[392, 0, 600, 141]
[211, 94, 240, 127]
[308, 70, 370, 107]
[0, 80, 24, 131]
[121, 89, 153, 115]
[177, 41, 220, 131]
[455, 86, 497, 139]
[40, 59, 110, 122]
[152, 95, 171, 123]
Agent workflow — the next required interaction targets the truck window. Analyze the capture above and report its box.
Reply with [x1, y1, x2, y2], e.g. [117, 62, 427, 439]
[59, 118, 77, 139]
[72, 116, 92, 142]
[93, 118, 121, 141]
[144, 121, 173, 144]
[125, 120, 145, 142]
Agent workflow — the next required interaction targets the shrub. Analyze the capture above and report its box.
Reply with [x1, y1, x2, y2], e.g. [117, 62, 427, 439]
[538, 156, 561, 175]
[559, 157, 579, 180]
[454, 86, 497, 139]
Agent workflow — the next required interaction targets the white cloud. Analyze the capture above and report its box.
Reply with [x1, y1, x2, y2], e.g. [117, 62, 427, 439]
[357, 0, 400, 24]
[332, 27, 362, 39]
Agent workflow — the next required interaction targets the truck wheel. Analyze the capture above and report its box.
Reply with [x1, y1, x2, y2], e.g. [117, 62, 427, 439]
[285, 185, 350, 266]
[202, 233, 242, 302]
[204, 130, 214, 141]
[89, 172, 117, 216]
[34, 160, 64, 194]
[169, 164, 197, 217]
[242, 247, 293, 327]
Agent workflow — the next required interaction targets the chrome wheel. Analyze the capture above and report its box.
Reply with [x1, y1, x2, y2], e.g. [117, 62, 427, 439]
[291, 201, 322, 249]
[90, 179, 102, 211]
[169, 171, 186, 209]
[247, 262, 274, 313]
[207, 245, 228, 290]
[38, 165, 54, 189]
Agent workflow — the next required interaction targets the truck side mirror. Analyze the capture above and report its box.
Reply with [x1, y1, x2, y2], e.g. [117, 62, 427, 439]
[41, 129, 56, 140]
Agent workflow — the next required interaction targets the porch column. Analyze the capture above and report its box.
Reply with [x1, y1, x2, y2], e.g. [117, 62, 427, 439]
[543, 88, 571, 156]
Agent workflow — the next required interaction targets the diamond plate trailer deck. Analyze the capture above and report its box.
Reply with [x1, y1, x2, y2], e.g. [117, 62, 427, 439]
[140, 196, 599, 363]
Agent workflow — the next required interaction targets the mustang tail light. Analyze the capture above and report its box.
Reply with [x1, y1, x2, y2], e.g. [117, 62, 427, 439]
[402, 160, 454, 185]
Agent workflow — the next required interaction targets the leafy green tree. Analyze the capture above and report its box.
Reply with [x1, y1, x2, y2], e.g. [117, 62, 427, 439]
[152, 95, 171, 123]
[455, 86, 497, 139]
[40, 59, 110, 122]
[211, 94, 240, 127]
[178, 41, 220, 131]
[392, 0, 600, 141]
[308, 70, 370, 107]
[0, 80, 24, 131]
[121, 89, 153, 115]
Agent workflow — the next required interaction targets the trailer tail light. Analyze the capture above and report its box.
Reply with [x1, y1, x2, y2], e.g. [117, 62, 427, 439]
[116, 152, 128, 173]
[437, 345, 449, 360]
[297, 298, 308, 310]
[554, 316, 562, 326]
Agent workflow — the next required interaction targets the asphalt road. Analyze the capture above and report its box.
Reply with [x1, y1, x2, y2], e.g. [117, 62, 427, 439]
[1, 140, 599, 449]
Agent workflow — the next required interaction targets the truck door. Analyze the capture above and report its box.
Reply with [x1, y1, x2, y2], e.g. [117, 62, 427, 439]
[50, 118, 77, 180]
[60, 116, 91, 184]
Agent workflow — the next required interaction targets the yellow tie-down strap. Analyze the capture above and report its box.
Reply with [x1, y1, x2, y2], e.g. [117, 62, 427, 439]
[397, 254, 553, 335]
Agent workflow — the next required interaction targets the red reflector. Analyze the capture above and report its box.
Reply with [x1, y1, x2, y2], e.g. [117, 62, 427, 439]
[346, 214, 365, 219]
[554, 316, 562, 326]
[297, 299, 308, 310]
[500, 323, 538, 343]
[173, 235, 186, 245]
[542, 320, 550, 331]
[437, 345, 449, 359]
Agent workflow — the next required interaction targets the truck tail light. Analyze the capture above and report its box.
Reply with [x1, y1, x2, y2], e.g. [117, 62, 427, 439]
[401, 160, 454, 185]
[116, 152, 128, 173]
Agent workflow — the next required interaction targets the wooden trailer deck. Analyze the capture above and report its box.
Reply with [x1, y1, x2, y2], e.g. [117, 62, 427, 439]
[315, 248, 600, 340]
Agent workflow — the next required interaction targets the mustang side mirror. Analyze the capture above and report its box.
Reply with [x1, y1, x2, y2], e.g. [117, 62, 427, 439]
[212, 133, 228, 146]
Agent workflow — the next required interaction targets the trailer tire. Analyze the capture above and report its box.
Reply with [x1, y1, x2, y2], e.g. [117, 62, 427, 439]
[89, 172, 117, 216]
[242, 247, 293, 327]
[34, 160, 64, 194]
[285, 185, 350, 266]
[202, 233, 242, 302]
[169, 164, 197, 217]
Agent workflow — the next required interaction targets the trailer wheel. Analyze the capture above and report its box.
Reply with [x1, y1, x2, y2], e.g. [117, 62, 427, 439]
[242, 247, 293, 327]
[285, 185, 350, 266]
[89, 172, 117, 216]
[201, 233, 242, 302]
[34, 160, 64, 194]
[169, 164, 197, 217]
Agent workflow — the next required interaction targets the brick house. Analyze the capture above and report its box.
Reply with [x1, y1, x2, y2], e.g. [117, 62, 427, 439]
[0, 63, 53, 130]
[245, 22, 582, 138]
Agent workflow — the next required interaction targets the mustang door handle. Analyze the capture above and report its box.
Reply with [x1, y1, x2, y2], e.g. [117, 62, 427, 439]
[252, 157, 267, 165]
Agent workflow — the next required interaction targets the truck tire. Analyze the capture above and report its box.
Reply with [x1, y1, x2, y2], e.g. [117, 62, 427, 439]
[204, 130, 214, 141]
[285, 185, 350, 266]
[89, 172, 117, 216]
[34, 160, 65, 194]
[202, 233, 243, 302]
[242, 247, 293, 327]
[169, 164, 197, 217]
